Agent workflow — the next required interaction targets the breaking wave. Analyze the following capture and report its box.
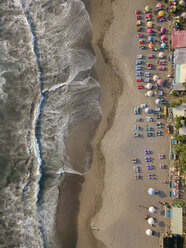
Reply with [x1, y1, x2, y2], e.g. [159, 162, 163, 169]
[0, 0, 101, 247]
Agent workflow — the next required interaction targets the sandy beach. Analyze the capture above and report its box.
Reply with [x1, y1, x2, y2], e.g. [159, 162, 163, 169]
[77, 0, 172, 248]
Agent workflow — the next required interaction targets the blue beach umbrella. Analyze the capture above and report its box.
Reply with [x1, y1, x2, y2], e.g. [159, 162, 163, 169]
[148, 36, 154, 42]
[148, 188, 155, 195]
[161, 42, 166, 49]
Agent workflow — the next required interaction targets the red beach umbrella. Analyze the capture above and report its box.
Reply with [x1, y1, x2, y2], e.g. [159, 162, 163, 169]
[146, 13, 152, 18]
[161, 35, 166, 41]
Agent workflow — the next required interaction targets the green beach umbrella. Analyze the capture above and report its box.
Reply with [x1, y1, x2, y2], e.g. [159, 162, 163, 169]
[145, 6, 150, 12]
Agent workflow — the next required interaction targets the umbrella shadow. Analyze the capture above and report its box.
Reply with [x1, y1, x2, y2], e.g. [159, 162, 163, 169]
[159, 221, 165, 227]
[160, 210, 165, 216]
[158, 191, 167, 198]
[153, 231, 160, 237]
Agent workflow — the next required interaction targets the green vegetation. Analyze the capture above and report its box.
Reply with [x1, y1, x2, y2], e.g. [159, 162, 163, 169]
[174, 116, 183, 130]
[172, 200, 185, 207]
[170, 100, 182, 108]
[173, 133, 186, 172]
[177, 4, 183, 11]
[179, 16, 184, 25]
[163, 0, 168, 3]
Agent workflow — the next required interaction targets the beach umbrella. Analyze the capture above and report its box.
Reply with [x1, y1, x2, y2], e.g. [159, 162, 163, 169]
[145, 6, 150, 12]
[158, 52, 165, 58]
[179, 0, 185, 6]
[146, 83, 152, 89]
[149, 206, 155, 213]
[146, 13, 152, 18]
[155, 98, 161, 104]
[146, 91, 153, 97]
[148, 42, 154, 49]
[147, 21, 153, 28]
[161, 35, 166, 41]
[148, 36, 154, 42]
[158, 10, 164, 17]
[145, 107, 151, 113]
[161, 27, 166, 33]
[157, 79, 164, 86]
[161, 42, 166, 49]
[146, 229, 153, 236]
[148, 218, 155, 225]
[148, 188, 155, 195]
[156, 2, 162, 8]
[181, 12, 186, 19]
[153, 75, 159, 81]
[148, 28, 153, 34]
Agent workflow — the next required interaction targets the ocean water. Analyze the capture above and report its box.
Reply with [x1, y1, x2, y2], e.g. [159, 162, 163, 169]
[0, 0, 101, 247]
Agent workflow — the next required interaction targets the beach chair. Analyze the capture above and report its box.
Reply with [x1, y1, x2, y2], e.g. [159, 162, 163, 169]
[146, 126, 152, 131]
[146, 117, 153, 122]
[136, 71, 141, 76]
[135, 117, 141, 122]
[171, 154, 174, 160]
[169, 182, 174, 188]
[145, 72, 150, 77]
[136, 77, 142, 82]
[134, 125, 140, 130]
[136, 65, 141, 70]
[169, 191, 174, 198]
[136, 60, 142, 65]
[144, 78, 150, 82]
[141, 104, 147, 108]
[134, 132, 140, 137]
[160, 164, 165, 169]
[166, 209, 172, 218]
[137, 54, 143, 59]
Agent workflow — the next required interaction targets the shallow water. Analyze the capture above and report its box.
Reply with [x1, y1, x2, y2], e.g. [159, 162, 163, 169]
[0, 0, 101, 247]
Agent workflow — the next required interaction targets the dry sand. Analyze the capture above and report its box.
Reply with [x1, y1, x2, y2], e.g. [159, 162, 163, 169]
[77, 0, 172, 247]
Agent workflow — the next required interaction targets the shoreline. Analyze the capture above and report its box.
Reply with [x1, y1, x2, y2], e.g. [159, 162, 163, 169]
[77, 0, 124, 247]
[77, 0, 171, 247]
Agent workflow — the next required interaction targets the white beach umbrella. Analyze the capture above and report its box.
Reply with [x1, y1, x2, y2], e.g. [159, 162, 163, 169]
[158, 52, 165, 58]
[181, 12, 186, 19]
[146, 229, 153, 236]
[145, 107, 151, 113]
[179, 0, 185, 6]
[148, 188, 155, 195]
[149, 206, 155, 213]
[146, 91, 153, 97]
[148, 217, 155, 225]
[155, 98, 161, 105]
[146, 83, 152, 89]
[153, 75, 159, 82]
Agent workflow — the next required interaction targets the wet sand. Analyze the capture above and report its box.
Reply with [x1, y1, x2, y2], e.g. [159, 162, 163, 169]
[77, 0, 171, 248]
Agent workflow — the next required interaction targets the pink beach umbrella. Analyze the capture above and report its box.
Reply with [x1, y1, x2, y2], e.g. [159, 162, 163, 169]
[158, 52, 165, 58]
[148, 28, 153, 34]
[179, 0, 185, 6]
[156, 2, 162, 8]
[157, 79, 164, 86]
[181, 12, 186, 19]
[161, 27, 166, 33]
[161, 35, 166, 41]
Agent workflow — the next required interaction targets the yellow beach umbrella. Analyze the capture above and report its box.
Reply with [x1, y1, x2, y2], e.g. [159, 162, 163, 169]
[147, 21, 153, 27]
[158, 10, 164, 17]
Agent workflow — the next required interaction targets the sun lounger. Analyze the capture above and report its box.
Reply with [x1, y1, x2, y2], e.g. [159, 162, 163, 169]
[169, 191, 174, 198]
[169, 182, 174, 188]
[166, 209, 172, 218]
[137, 54, 143, 59]
[136, 71, 141, 76]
